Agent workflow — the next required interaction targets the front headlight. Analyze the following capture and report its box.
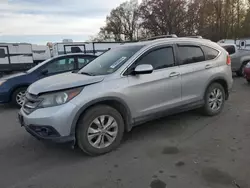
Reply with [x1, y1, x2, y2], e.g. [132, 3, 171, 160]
[0, 80, 6, 86]
[38, 87, 83, 108]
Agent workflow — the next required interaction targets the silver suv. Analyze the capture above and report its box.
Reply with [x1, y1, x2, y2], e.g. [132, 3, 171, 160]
[19, 38, 233, 155]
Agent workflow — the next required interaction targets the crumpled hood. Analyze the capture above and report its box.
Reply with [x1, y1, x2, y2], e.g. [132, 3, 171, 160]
[28, 72, 105, 95]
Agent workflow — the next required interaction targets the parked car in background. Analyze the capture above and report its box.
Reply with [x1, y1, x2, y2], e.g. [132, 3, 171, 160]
[219, 43, 250, 76]
[243, 62, 250, 83]
[19, 37, 233, 156]
[0, 53, 97, 107]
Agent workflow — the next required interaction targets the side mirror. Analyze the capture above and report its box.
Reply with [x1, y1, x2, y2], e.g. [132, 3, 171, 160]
[134, 64, 153, 75]
[41, 69, 48, 75]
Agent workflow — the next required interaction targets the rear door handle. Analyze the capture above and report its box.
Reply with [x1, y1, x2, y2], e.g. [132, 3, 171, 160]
[169, 72, 180, 77]
[205, 64, 212, 69]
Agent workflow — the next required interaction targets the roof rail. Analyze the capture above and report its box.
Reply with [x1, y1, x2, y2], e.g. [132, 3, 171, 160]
[140, 34, 178, 41]
[185, 36, 203, 39]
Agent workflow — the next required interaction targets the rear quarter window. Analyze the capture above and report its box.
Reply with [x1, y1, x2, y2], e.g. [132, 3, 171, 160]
[202, 46, 219, 60]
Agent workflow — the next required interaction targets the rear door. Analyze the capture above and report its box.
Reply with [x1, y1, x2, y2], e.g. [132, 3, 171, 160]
[125, 45, 182, 118]
[176, 43, 219, 104]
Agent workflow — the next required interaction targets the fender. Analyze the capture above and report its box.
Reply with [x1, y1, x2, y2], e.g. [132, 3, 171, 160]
[70, 96, 133, 135]
[240, 56, 250, 64]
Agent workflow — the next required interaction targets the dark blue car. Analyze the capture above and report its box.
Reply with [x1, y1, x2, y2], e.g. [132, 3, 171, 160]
[0, 53, 97, 107]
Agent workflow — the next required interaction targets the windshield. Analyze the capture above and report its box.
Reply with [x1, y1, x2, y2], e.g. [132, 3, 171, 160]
[26, 58, 54, 73]
[78, 45, 144, 76]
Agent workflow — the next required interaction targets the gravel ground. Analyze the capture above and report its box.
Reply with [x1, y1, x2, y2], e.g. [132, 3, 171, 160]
[0, 77, 249, 188]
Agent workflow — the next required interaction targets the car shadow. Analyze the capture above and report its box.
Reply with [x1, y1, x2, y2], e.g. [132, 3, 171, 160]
[0, 104, 17, 110]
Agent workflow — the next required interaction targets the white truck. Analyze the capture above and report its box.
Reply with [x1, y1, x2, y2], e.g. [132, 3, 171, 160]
[218, 38, 250, 50]
[52, 42, 125, 57]
[0, 43, 51, 74]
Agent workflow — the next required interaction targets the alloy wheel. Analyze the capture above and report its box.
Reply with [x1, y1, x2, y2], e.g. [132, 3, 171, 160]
[16, 91, 26, 106]
[87, 115, 118, 149]
[208, 88, 223, 111]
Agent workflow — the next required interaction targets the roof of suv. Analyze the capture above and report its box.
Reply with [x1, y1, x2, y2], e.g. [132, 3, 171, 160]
[122, 38, 212, 47]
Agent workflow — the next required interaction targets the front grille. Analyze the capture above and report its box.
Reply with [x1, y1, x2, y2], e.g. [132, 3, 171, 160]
[23, 92, 42, 114]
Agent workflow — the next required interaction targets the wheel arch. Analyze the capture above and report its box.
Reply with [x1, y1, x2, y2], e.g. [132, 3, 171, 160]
[205, 78, 229, 100]
[10, 84, 30, 101]
[70, 97, 133, 136]
[240, 57, 250, 66]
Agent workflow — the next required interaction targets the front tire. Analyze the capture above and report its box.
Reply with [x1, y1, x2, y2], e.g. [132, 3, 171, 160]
[76, 105, 124, 156]
[11, 87, 27, 107]
[202, 83, 225, 116]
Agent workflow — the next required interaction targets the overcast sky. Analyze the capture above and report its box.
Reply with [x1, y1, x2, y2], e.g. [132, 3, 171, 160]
[0, 0, 130, 44]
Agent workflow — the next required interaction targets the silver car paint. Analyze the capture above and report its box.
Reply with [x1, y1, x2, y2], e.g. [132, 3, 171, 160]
[20, 38, 233, 138]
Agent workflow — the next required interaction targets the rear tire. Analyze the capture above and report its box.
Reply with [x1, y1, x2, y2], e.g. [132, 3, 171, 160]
[236, 71, 242, 77]
[11, 87, 27, 108]
[76, 105, 124, 156]
[202, 83, 225, 116]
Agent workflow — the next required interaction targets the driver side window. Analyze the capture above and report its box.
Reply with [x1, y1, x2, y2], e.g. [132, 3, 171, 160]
[45, 57, 75, 74]
[125, 46, 175, 75]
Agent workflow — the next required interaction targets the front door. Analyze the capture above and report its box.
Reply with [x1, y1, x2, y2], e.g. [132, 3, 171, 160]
[124, 45, 182, 119]
[39, 56, 77, 78]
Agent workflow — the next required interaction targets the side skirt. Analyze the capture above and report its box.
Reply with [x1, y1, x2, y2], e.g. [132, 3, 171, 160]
[132, 100, 204, 127]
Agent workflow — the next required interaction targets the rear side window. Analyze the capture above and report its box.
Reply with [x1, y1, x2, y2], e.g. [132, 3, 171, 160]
[136, 47, 175, 70]
[222, 45, 236, 55]
[0, 49, 5, 58]
[202, 46, 219, 60]
[77, 56, 96, 69]
[178, 46, 205, 65]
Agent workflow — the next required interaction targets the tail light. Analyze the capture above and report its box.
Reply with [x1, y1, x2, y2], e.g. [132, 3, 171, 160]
[226, 55, 231, 65]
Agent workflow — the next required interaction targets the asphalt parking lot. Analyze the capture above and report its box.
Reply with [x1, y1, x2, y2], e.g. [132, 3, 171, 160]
[0, 77, 249, 188]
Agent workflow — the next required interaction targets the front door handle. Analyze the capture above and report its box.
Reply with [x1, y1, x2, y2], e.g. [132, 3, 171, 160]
[205, 64, 212, 69]
[169, 72, 180, 77]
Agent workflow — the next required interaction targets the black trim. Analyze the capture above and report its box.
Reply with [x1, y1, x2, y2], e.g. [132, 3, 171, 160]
[92, 42, 95, 55]
[25, 125, 74, 143]
[70, 97, 133, 135]
[133, 100, 204, 126]
[4, 54, 32, 57]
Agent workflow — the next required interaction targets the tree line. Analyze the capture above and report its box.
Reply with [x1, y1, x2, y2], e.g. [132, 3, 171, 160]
[91, 0, 250, 42]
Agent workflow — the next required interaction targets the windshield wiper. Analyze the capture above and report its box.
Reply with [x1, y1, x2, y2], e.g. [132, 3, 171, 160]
[80, 72, 96, 76]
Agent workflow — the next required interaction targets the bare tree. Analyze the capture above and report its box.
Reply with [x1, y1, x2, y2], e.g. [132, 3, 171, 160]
[90, 0, 249, 42]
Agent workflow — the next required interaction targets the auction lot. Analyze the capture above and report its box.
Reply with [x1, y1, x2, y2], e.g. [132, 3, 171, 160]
[0, 77, 249, 188]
